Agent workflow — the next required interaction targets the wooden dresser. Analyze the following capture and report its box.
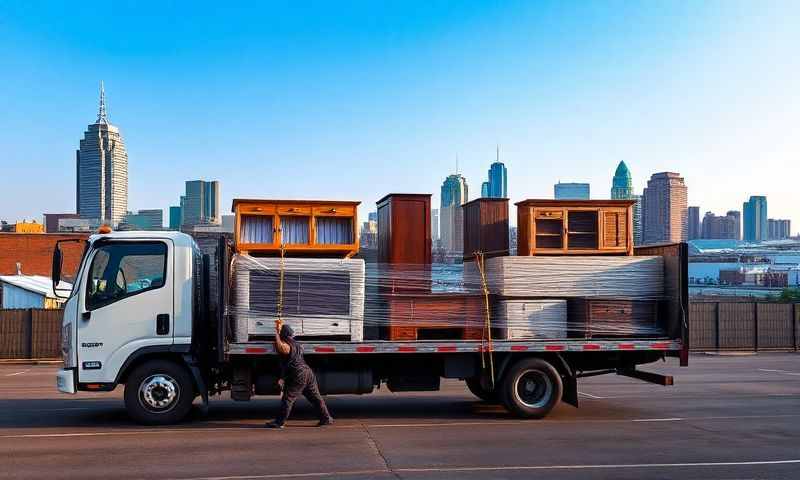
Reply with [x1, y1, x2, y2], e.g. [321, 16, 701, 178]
[516, 199, 635, 256]
[232, 199, 360, 256]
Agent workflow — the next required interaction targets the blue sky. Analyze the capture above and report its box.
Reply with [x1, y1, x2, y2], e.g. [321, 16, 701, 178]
[1, 1, 798, 232]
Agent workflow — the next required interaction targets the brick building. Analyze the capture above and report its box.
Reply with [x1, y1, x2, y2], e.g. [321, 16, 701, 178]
[0, 233, 88, 280]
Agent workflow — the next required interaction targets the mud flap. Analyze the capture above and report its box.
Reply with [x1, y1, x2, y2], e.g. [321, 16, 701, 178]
[562, 373, 578, 408]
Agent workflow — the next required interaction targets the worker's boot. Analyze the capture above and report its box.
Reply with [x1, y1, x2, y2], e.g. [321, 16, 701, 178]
[317, 417, 334, 427]
[265, 421, 285, 429]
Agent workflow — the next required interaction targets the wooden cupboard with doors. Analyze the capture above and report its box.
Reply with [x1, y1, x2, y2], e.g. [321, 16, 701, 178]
[516, 199, 635, 256]
[232, 199, 360, 257]
[376, 193, 432, 294]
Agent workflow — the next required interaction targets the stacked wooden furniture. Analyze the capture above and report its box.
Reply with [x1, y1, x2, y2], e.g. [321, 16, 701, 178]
[567, 298, 662, 338]
[462, 198, 509, 261]
[516, 199, 635, 256]
[377, 194, 487, 340]
[231, 198, 365, 341]
[233, 199, 360, 257]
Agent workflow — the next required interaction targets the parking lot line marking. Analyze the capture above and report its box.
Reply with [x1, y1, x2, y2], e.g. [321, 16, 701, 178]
[631, 418, 683, 422]
[578, 391, 605, 399]
[172, 459, 800, 479]
[759, 368, 800, 376]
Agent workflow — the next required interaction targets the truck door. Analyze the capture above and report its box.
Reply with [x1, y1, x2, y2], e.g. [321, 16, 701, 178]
[77, 240, 174, 384]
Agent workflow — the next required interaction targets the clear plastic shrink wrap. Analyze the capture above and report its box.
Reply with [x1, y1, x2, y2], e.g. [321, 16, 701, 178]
[228, 254, 668, 342]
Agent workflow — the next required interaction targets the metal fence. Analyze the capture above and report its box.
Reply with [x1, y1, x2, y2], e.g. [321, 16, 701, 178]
[689, 301, 799, 352]
[1, 302, 799, 359]
[0, 309, 62, 360]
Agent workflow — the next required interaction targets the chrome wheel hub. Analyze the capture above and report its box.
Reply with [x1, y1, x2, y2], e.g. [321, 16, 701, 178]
[139, 374, 180, 412]
[514, 370, 553, 409]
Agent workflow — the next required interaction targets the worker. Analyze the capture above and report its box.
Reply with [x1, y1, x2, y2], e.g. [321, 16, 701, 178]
[266, 319, 334, 429]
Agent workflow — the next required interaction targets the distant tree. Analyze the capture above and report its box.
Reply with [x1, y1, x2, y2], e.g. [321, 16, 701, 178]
[777, 288, 800, 302]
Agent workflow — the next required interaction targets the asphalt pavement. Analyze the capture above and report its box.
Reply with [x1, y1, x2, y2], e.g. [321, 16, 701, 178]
[1, 353, 799, 479]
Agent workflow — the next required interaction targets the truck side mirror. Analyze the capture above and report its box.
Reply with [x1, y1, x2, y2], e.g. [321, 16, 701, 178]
[52, 245, 63, 288]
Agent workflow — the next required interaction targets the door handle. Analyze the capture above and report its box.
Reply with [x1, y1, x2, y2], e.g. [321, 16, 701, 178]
[156, 314, 170, 335]
[82, 311, 91, 321]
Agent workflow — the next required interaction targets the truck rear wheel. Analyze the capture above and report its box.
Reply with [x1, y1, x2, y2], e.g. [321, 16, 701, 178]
[500, 358, 563, 418]
[124, 360, 195, 425]
[465, 377, 499, 403]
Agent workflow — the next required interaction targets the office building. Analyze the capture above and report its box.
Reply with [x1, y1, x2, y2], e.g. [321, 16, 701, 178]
[727, 210, 741, 240]
[641, 172, 688, 244]
[701, 211, 739, 239]
[181, 180, 220, 228]
[76, 81, 128, 227]
[743, 196, 768, 242]
[440, 173, 468, 253]
[687, 206, 701, 240]
[554, 182, 590, 200]
[121, 209, 163, 230]
[43, 213, 81, 233]
[610, 161, 642, 244]
[768, 219, 791, 240]
[481, 182, 490, 198]
[169, 206, 182, 230]
[431, 208, 439, 242]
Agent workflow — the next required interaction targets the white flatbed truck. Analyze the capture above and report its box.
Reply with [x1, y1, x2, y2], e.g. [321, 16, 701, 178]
[52, 231, 688, 424]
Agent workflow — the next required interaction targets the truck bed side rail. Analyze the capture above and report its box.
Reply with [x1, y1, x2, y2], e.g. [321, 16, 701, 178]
[228, 339, 682, 355]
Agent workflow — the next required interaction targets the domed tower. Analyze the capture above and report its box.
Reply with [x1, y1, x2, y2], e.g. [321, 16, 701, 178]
[611, 160, 632, 199]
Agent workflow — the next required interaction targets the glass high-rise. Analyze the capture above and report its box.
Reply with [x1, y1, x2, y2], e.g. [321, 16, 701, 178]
[76, 81, 128, 227]
[743, 196, 768, 242]
[440, 173, 468, 253]
[610, 161, 642, 244]
[182, 180, 221, 228]
[555, 182, 590, 200]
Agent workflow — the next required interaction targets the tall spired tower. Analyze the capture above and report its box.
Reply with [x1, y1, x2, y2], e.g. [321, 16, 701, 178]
[611, 160, 642, 245]
[76, 81, 129, 227]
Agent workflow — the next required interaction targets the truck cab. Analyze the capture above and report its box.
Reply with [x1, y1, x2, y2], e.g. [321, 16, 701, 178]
[55, 231, 204, 423]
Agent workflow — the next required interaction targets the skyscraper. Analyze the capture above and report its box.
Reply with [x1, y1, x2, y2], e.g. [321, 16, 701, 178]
[641, 172, 688, 244]
[487, 146, 508, 198]
[481, 182, 490, 198]
[610, 161, 642, 244]
[554, 182, 590, 200]
[431, 208, 440, 242]
[727, 210, 741, 240]
[76, 81, 128, 227]
[440, 173, 468, 253]
[687, 206, 701, 240]
[743, 196, 768, 242]
[701, 211, 739, 239]
[169, 206, 182, 230]
[768, 218, 790, 240]
[181, 180, 220, 228]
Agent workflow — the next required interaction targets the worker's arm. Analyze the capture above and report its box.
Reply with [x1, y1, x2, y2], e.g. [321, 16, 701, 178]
[274, 319, 291, 355]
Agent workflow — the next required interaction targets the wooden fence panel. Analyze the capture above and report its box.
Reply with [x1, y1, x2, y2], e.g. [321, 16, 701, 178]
[31, 309, 62, 359]
[718, 303, 756, 350]
[0, 310, 30, 359]
[689, 302, 717, 351]
[757, 303, 795, 351]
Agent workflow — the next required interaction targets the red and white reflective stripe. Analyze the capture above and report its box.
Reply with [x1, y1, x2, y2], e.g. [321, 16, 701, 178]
[227, 339, 683, 355]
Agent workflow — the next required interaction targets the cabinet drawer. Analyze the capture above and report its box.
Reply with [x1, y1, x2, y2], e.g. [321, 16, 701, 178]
[238, 204, 276, 214]
[313, 205, 355, 217]
[277, 205, 312, 216]
[535, 209, 563, 220]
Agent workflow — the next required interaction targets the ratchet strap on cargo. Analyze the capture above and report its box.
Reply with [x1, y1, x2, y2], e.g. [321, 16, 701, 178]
[277, 245, 285, 322]
[475, 251, 495, 390]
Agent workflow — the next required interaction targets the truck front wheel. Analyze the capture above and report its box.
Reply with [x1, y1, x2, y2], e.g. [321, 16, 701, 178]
[500, 358, 563, 419]
[124, 360, 195, 425]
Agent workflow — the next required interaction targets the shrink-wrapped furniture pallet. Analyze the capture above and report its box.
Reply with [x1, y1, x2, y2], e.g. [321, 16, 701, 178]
[491, 299, 568, 340]
[231, 255, 365, 342]
[464, 256, 664, 299]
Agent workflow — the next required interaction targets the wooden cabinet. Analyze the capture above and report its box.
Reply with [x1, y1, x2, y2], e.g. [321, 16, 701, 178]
[376, 194, 432, 265]
[463, 198, 509, 260]
[516, 200, 635, 256]
[568, 298, 662, 338]
[385, 293, 486, 340]
[232, 199, 360, 256]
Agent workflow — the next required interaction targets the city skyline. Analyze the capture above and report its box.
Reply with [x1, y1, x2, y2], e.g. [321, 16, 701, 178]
[1, 2, 798, 234]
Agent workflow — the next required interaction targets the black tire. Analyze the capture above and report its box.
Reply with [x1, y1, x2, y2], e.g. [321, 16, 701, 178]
[124, 359, 195, 425]
[465, 377, 500, 403]
[500, 357, 563, 419]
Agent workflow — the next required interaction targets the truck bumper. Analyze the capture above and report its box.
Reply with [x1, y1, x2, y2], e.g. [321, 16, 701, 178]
[57, 368, 77, 394]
